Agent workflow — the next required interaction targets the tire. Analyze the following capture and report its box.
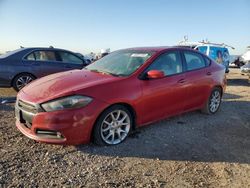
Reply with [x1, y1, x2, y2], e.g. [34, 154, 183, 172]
[237, 62, 244, 67]
[202, 88, 222, 115]
[13, 73, 36, 92]
[93, 105, 133, 146]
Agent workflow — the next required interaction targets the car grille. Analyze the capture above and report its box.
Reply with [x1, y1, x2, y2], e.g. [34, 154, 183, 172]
[16, 100, 39, 129]
[18, 100, 38, 114]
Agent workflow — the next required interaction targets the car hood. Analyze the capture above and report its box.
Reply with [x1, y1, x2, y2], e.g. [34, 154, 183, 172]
[19, 69, 122, 103]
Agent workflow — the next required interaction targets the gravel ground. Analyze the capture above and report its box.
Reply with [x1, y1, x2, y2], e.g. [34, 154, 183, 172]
[0, 68, 249, 187]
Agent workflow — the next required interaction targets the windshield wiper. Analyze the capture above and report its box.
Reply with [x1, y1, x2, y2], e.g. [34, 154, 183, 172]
[87, 69, 120, 77]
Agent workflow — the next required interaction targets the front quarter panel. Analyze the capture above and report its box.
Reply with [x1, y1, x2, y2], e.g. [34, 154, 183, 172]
[76, 76, 143, 124]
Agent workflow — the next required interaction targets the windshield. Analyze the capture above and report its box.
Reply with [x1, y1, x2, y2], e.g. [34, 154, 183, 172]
[0, 48, 24, 59]
[85, 50, 154, 76]
[197, 46, 208, 55]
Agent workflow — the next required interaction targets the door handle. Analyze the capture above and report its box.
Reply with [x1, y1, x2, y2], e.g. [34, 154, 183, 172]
[177, 79, 186, 84]
[206, 72, 212, 76]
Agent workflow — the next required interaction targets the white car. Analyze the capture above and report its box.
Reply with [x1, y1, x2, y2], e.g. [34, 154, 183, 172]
[240, 46, 250, 64]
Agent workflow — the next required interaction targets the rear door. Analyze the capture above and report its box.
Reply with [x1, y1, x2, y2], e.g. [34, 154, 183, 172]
[181, 50, 213, 111]
[23, 50, 67, 77]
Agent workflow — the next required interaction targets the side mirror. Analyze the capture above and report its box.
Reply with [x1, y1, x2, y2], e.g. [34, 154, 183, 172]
[147, 70, 165, 79]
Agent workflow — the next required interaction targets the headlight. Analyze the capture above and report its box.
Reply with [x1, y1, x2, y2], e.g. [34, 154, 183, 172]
[41, 95, 93, 112]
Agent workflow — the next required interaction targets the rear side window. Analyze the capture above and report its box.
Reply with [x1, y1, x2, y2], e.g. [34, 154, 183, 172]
[184, 51, 206, 71]
[204, 56, 211, 66]
[146, 51, 183, 76]
[30, 51, 56, 61]
[58, 51, 83, 64]
[26, 53, 35, 60]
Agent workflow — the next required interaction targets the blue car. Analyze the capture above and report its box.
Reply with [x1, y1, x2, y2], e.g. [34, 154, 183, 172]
[0, 47, 87, 91]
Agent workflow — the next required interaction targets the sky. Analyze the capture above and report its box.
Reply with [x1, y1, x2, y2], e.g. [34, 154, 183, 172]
[0, 0, 250, 55]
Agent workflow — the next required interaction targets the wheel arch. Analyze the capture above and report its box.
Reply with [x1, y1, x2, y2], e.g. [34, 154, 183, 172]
[90, 102, 137, 141]
[213, 85, 223, 96]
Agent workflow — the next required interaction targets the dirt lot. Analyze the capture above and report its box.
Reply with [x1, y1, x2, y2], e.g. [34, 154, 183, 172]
[0, 68, 249, 187]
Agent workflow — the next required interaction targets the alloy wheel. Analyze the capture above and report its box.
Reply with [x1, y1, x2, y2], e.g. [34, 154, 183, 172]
[100, 110, 131, 145]
[209, 90, 221, 113]
[16, 76, 34, 90]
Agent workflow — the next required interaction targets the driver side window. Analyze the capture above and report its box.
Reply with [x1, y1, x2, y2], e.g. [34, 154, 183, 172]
[146, 51, 183, 76]
[58, 51, 83, 64]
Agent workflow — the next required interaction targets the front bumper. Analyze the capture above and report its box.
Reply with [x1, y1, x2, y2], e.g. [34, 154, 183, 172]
[15, 98, 109, 145]
[241, 68, 250, 74]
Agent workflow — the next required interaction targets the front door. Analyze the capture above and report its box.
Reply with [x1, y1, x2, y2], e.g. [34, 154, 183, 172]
[56, 51, 85, 71]
[138, 50, 188, 125]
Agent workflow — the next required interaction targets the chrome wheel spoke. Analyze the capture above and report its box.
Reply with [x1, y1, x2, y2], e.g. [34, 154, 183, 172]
[116, 110, 121, 120]
[26, 77, 32, 83]
[117, 129, 122, 141]
[119, 128, 126, 134]
[110, 113, 116, 121]
[105, 132, 112, 140]
[19, 77, 25, 83]
[103, 120, 111, 126]
[111, 132, 115, 144]
[120, 122, 129, 126]
[102, 126, 111, 132]
[120, 114, 128, 123]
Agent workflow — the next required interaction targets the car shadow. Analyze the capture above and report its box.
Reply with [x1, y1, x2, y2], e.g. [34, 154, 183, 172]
[76, 100, 250, 164]
[227, 78, 250, 87]
[223, 92, 242, 100]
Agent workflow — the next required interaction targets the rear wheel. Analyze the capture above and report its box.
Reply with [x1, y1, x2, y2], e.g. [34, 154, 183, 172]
[93, 105, 132, 146]
[202, 88, 222, 114]
[13, 73, 35, 91]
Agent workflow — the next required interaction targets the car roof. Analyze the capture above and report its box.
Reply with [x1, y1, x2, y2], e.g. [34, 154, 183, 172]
[120, 46, 195, 53]
[21, 47, 71, 52]
[0, 47, 79, 59]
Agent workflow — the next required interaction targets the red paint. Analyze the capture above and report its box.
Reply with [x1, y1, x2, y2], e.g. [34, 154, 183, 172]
[147, 70, 165, 79]
[16, 47, 226, 145]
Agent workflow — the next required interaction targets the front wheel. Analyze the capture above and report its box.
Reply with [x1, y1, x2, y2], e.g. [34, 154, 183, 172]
[93, 105, 133, 146]
[13, 73, 35, 91]
[202, 88, 222, 114]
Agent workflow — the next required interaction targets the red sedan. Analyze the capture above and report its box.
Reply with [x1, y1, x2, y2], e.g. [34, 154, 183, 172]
[15, 47, 226, 145]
